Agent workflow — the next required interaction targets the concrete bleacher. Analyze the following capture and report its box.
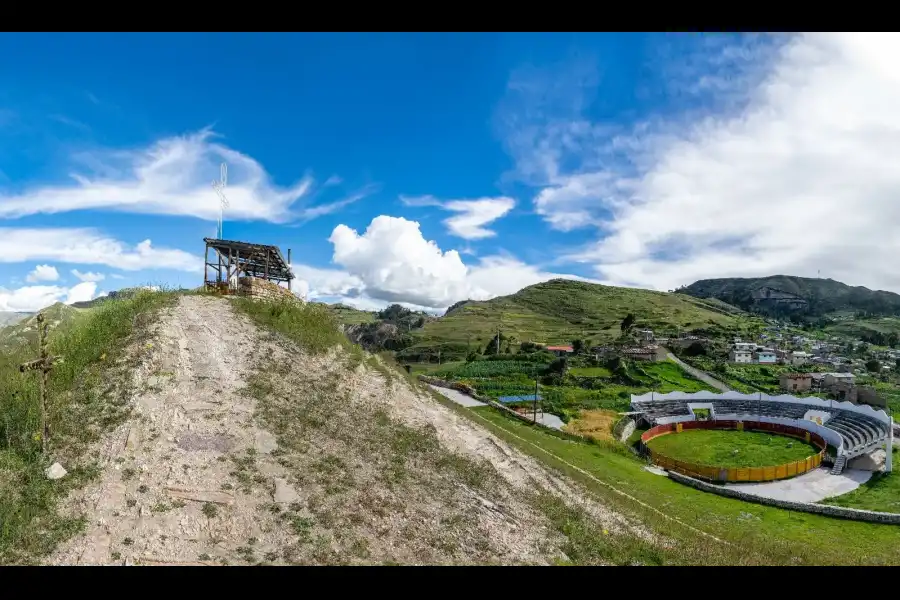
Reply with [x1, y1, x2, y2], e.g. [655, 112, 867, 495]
[630, 391, 892, 465]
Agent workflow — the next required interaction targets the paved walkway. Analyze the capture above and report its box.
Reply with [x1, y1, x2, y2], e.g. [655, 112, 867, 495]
[428, 384, 564, 430]
[664, 350, 732, 392]
[724, 467, 872, 503]
[428, 384, 486, 408]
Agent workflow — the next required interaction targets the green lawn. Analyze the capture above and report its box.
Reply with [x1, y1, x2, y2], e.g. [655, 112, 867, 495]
[461, 405, 900, 565]
[646, 429, 818, 468]
[569, 366, 613, 378]
[822, 449, 900, 512]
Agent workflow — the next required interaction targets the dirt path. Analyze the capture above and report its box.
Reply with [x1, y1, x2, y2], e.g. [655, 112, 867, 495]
[47, 295, 661, 565]
[664, 350, 732, 392]
[47, 295, 297, 565]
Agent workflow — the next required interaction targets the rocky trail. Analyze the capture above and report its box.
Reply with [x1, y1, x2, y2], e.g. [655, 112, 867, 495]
[46, 295, 655, 565]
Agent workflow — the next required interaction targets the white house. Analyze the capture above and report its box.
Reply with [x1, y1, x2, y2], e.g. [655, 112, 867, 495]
[730, 349, 753, 363]
[733, 342, 756, 352]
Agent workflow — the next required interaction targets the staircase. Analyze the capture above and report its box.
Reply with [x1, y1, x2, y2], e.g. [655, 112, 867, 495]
[830, 455, 847, 475]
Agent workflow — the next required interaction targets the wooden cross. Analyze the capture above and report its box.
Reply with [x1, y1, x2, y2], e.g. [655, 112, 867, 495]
[19, 313, 63, 453]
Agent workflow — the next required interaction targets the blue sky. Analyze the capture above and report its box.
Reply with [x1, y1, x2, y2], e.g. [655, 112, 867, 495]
[3, 33, 900, 312]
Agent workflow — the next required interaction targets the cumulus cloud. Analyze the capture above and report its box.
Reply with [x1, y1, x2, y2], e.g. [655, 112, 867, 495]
[0, 128, 367, 224]
[400, 195, 516, 240]
[26, 264, 59, 283]
[501, 33, 900, 293]
[71, 269, 105, 282]
[0, 228, 200, 272]
[0, 281, 102, 312]
[312, 215, 590, 309]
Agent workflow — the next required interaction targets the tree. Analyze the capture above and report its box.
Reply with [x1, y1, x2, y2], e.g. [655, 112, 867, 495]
[865, 359, 880, 373]
[888, 332, 899, 349]
[621, 313, 636, 333]
[547, 357, 568, 375]
[572, 339, 585, 355]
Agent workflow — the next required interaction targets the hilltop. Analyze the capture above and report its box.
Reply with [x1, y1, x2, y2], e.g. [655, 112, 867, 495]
[680, 275, 900, 318]
[394, 279, 750, 362]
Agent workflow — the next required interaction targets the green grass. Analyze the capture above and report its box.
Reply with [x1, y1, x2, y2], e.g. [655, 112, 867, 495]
[822, 449, 900, 512]
[569, 367, 613, 377]
[464, 405, 900, 565]
[323, 303, 378, 326]
[398, 279, 744, 361]
[232, 297, 351, 356]
[0, 288, 177, 564]
[646, 429, 818, 468]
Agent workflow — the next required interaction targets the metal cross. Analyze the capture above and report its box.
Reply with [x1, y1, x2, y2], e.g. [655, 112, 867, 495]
[19, 313, 63, 454]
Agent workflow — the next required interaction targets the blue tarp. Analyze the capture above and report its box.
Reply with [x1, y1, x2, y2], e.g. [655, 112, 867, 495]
[497, 394, 542, 404]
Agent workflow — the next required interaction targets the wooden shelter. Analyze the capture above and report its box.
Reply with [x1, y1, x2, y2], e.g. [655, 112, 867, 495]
[203, 237, 294, 293]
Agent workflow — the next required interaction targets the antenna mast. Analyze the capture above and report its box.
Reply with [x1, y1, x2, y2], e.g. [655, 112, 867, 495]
[212, 163, 229, 239]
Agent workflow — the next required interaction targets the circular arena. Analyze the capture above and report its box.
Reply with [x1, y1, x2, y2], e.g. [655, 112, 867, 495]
[641, 420, 826, 482]
[630, 391, 894, 481]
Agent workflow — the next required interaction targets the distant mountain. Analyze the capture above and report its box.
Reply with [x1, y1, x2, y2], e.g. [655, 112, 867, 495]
[678, 275, 900, 318]
[0, 311, 32, 327]
[0, 303, 82, 351]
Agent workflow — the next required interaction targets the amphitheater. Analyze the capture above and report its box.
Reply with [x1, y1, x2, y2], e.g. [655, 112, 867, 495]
[630, 391, 894, 477]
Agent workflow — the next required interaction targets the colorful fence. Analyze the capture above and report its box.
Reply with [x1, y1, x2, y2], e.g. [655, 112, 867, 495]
[640, 420, 827, 483]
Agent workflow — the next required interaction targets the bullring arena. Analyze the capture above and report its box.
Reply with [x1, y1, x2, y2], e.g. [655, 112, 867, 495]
[630, 391, 894, 503]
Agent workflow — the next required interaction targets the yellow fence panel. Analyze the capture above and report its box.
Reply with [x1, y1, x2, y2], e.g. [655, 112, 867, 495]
[763, 466, 776, 481]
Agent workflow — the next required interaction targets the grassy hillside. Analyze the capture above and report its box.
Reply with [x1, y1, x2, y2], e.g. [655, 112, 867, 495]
[0, 312, 32, 327]
[324, 303, 378, 326]
[681, 275, 900, 317]
[399, 279, 748, 361]
[0, 303, 85, 351]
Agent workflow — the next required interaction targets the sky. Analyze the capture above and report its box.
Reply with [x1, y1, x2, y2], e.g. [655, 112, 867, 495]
[2, 32, 900, 313]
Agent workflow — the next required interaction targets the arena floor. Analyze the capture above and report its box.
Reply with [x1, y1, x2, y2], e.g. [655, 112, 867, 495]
[725, 467, 873, 503]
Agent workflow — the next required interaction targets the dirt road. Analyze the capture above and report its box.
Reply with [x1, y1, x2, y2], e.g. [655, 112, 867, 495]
[47, 295, 655, 565]
[664, 350, 732, 392]
[47, 295, 297, 565]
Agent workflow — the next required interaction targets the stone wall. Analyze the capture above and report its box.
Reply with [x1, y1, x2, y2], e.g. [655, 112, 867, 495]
[668, 471, 900, 525]
[237, 276, 300, 303]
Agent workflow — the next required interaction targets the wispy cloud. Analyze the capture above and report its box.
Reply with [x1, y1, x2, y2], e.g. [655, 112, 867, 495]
[71, 269, 105, 282]
[0, 228, 200, 272]
[0, 128, 352, 225]
[400, 195, 515, 240]
[49, 114, 92, 132]
[499, 33, 900, 293]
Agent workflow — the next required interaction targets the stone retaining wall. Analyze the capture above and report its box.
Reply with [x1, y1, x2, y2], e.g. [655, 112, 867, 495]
[238, 276, 300, 303]
[668, 471, 900, 525]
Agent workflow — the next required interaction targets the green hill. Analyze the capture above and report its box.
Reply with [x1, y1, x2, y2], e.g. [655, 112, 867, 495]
[397, 279, 749, 361]
[0, 303, 84, 351]
[680, 275, 900, 318]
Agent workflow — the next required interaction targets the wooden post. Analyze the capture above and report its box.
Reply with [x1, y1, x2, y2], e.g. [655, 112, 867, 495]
[19, 313, 62, 454]
[203, 243, 209, 290]
[287, 249, 292, 292]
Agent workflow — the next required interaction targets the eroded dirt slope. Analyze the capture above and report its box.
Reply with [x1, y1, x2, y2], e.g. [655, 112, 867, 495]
[47, 295, 653, 565]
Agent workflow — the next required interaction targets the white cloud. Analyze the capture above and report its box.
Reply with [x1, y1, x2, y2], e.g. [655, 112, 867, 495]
[0, 281, 102, 312]
[502, 33, 900, 293]
[71, 269, 105, 282]
[0, 228, 200, 272]
[110, 273, 125, 280]
[0, 128, 365, 224]
[26, 264, 59, 283]
[316, 215, 590, 309]
[400, 195, 516, 240]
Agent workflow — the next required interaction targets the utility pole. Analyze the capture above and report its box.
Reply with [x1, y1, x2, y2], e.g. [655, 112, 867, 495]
[496, 322, 501, 355]
[212, 162, 229, 239]
[533, 377, 539, 424]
